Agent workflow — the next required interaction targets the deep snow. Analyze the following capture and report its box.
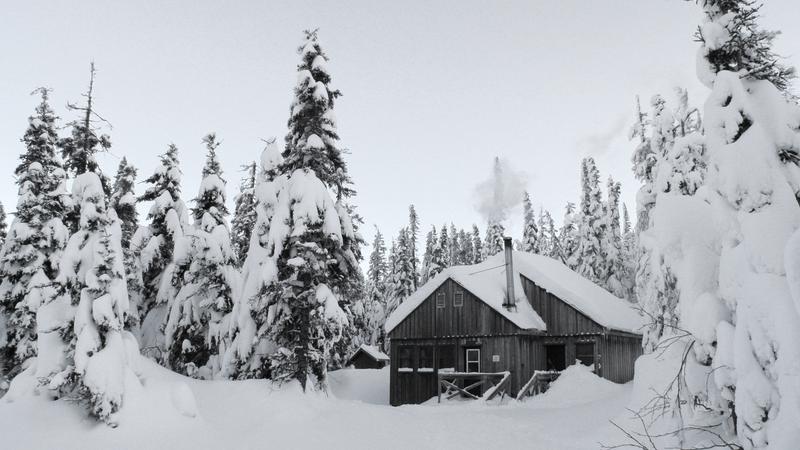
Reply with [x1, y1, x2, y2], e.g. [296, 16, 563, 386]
[0, 360, 637, 450]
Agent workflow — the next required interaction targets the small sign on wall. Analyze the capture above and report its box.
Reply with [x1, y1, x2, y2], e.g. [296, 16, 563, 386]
[492, 355, 500, 362]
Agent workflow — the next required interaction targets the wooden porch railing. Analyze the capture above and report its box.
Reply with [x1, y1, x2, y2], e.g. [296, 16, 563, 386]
[515, 370, 560, 400]
[437, 371, 511, 403]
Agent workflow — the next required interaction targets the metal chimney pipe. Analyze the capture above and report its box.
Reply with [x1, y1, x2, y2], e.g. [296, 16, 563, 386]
[503, 237, 516, 310]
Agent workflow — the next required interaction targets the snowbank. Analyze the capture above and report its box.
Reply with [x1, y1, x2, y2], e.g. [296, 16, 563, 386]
[526, 364, 624, 409]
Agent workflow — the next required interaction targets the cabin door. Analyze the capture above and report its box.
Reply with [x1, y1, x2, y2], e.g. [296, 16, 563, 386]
[463, 347, 482, 397]
[545, 344, 566, 371]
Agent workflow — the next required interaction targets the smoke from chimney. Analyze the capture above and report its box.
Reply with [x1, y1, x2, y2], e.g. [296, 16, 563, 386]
[474, 157, 527, 225]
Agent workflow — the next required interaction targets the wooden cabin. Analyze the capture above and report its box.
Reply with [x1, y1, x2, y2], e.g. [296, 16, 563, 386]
[346, 344, 390, 369]
[385, 240, 644, 406]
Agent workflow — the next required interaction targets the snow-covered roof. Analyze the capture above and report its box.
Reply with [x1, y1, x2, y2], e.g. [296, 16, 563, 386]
[384, 251, 645, 335]
[384, 253, 548, 333]
[351, 344, 389, 362]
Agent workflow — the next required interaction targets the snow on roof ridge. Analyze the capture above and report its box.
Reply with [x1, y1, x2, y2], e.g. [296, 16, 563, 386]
[384, 251, 645, 335]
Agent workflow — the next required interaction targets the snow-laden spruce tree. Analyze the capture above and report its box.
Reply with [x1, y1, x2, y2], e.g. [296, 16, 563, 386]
[438, 223, 451, 268]
[688, 0, 800, 445]
[35, 172, 141, 426]
[627, 2, 800, 447]
[408, 205, 420, 289]
[456, 228, 471, 265]
[231, 160, 258, 266]
[601, 177, 628, 299]
[471, 224, 483, 264]
[0, 89, 71, 379]
[0, 203, 6, 249]
[559, 202, 578, 267]
[630, 95, 656, 233]
[263, 30, 359, 390]
[574, 157, 605, 284]
[165, 134, 239, 378]
[110, 157, 143, 329]
[133, 144, 188, 361]
[59, 64, 112, 229]
[223, 140, 282, 379]
[419, 226, 437, 283]
[538, 209, 559, 260]
[386, 228, 414, 317]
[520, 191, 539, 254]
[362, 226, 388, 348]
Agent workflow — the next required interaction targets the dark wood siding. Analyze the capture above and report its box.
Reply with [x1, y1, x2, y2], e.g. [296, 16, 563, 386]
[598, 333, 642, 383]
[389, 279, 523, 340]
[520, 275, 603, 335]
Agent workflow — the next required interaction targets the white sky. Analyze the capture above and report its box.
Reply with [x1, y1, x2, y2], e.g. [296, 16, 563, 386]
[1, 0, 798, 255]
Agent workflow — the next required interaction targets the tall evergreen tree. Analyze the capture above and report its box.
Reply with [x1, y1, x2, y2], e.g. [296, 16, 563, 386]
[456, 228, 471, 265]
[536, 208, 553, 257]
[0, 203, 6, 249]
[134, 144, 188, 360]
[601, 177, 627, 299]
[559, 202, 578, 267]
[59, 63, 112, 221]
[36, 172, 141, 425]
[165, 134, 239, 378]
[420, 226, 437, 283]
[407, 205, 420, 289]
[574, 158, 605, 283]
[267, 30, 359, 391]
[471, 224, 483, 264]
[231, 161, 258, 266]
[0, 89, 70, 378]
[224, 140, 283, 379]
[110, 158, 143, 328]
[520, 191, 538, 254]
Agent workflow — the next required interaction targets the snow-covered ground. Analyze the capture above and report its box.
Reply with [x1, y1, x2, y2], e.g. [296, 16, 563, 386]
[1, 362, 635, 450]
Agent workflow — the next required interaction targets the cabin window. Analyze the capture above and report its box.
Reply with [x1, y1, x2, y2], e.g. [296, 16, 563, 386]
[435, 292, 446, 308]
[398, 346, 414, 371]
[465, 348, 481, 373]
[575, 342, 595, 369]
[419, 347, 433, 371]
[453, 289, 464, 307]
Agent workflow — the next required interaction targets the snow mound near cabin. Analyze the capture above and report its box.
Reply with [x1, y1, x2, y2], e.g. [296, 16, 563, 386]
[328, 367, 389, 405]
[527, 364, 624, 409]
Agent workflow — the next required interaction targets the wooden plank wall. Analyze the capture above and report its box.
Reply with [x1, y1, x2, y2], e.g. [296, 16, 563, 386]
[599, 334, 642, 383]
[389, 279, 521, 340]
[520, 276, 603, 335]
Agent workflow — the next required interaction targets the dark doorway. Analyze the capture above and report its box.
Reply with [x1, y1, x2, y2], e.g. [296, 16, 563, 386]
[546, 344, 566, 371]
[575, 342, 595, 370]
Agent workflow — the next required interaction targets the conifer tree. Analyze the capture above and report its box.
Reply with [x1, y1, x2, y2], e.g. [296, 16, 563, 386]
[59, 63, 112, 223]
[0, 203, 6, 249]
[36, 172, 140, 425]
[574, 157, 605, 284]
[231, 161, 258, 266]
[438, 224, 451, 268]
[601, 177, 627, 299]
[520, 191, 538, 253]
[559, 202, 578, 267]
[165, 134, 238, 378]
[0, 89, 70, 378]
[407, 205, 420, 289]
[266, 30, 359, 391]
[471, 224, 483, 264]
[134, 144, 188, 360]
[387, 228, 414, 315]
[456, 228, 471, 265]
[541, 210, 561, 261]
[427, 228, 446, 280]
[223, 140, 283, 379]
[111, 158, 143, 329]
[630, 95, 655, 233]
[536, 209, 552, 257]
[420, 226, 437, 283]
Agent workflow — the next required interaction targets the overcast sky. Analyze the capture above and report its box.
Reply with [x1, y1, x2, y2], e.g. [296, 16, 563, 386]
[1, 0, 799, 255]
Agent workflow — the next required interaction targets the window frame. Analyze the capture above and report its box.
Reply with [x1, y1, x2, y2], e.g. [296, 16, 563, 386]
[398, 346, 414, 371]
[453, 289, 464, 307]
[435, 291, 446, 308]
[418, 346, 434, 370]
[465, 348, 481, 373]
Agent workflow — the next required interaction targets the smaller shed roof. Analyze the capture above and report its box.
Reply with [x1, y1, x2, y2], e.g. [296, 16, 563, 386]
[350, 344, 390, 362]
